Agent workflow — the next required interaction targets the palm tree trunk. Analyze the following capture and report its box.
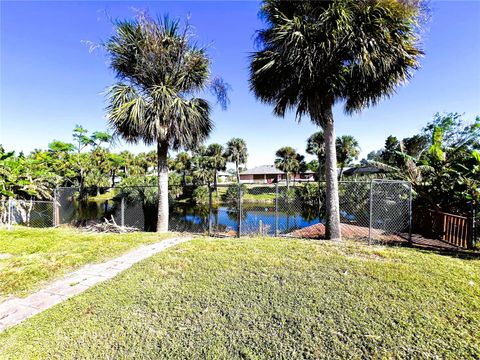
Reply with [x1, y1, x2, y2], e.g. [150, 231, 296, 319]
[317, 155, 322, 181]
[322, 107, 341, 240]
[214, 169, 219, 199]
[338, 165, 344, 181]
[236, 160, 240, 184]
[286, 172, 289, 190]
[156, 140, 169, 232]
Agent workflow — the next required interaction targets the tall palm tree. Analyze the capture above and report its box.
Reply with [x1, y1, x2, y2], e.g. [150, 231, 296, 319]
[336, 135, 360, 180]
[105, 15, 227, 232]
[274, 146, 298, 190]
[306, 131, 325, 181]
[206, 143, 226, 197]
[225, 138, 248, 183]
[250, 0, 423, 239]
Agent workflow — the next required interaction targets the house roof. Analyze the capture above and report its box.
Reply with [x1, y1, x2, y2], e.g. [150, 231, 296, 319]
[240, 165, 284, 175]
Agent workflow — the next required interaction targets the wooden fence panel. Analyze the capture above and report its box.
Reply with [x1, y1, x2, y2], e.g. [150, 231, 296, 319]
[432, 211, 471, 249]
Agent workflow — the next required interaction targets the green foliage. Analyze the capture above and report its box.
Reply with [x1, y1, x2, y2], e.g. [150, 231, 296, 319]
[105, 16, 218, 150]
[336, 135, 360, 179]
[224, 184, 246, 204]
[297, 182, 321, 206]
[192, 185, 209, 205]
[250, 0, 424, 120]
[224, 138, 248, 182]
[369, 113, 480, 215]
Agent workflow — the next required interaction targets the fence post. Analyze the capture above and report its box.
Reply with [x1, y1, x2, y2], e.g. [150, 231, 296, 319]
[470, 201, 476, 249]
[368, 180, 373, 244]
[408, 182, 413, 243]
[7, 198, 12, 231]
[121, 197, 125, 228]
[237, 183, 242, 238]
[208, 186, 213, 236]
[275, 182, 279, 237]
[53, 188, 58, 227]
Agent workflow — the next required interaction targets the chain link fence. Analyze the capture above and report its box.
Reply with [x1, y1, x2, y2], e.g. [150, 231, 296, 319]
[209, 180, 411, 243]
[2, 180, 412, 243]
[0, 199, 54, 229]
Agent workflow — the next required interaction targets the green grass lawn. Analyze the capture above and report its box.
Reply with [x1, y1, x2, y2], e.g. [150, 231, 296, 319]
[1, 237, 479, 359]
[0, 227, 173, 300]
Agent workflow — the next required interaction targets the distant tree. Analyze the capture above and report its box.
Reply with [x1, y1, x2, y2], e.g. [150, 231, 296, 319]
[225, 138, 248, 184]
[72, 125, 92, 194]
[402, 134, 429, 158]
[206, 143, 226, 196]
[336, 135, 360, 180]
[48, 141, 75, 153]
[306, 131, 325, 181]
[107, 153, 124, 187]
[366, 150, 383, 163]
[423, 112, 480, 149]
[172, 152, 191, 186]
[105, 15, 227, 232]
[292, 153, 307, 186]
[381, 136, 401, 167]
[274, 146, 298, 189]
[250, 0, 424, 239]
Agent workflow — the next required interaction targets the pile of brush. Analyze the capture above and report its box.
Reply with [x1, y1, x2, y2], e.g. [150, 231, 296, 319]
[83, 216, 137, 233]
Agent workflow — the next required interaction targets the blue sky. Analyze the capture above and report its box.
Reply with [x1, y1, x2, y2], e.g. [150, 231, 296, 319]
[1, 1, 479, 168]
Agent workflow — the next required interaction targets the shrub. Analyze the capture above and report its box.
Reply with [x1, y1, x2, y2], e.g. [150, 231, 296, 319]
[224, 184, 246, 203]
[193, 186, 209, 205]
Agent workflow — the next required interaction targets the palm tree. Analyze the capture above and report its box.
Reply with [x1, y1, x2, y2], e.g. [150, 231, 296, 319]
[274, 146, 298, 190]
[206, 143, 226, 197]
[173, 152, 191, 186]
[105, 15, 227, 232]
[225, 138, 248, 183]
[336, 135, 360, 180]
[306, 131, 325, 181]
[250, 0, 424, 239]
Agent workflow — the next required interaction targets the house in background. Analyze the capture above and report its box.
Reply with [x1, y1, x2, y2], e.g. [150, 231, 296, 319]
[240, 165, 315, 184]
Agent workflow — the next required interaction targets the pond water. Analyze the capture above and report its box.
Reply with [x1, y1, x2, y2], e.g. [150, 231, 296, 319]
[178, 204, 322, 235]
[59, 199, 324, 235]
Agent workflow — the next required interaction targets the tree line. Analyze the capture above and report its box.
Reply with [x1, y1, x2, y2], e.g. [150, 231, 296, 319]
[5, 1, 477, 237]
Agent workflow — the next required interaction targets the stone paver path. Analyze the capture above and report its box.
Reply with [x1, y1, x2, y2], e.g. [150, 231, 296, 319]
[0, 236, 190, 332]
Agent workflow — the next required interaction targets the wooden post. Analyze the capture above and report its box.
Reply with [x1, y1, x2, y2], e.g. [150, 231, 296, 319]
[469, 202, 476, 249]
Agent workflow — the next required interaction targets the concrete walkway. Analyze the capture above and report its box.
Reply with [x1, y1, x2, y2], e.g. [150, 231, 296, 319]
[0, 236, 190, 332]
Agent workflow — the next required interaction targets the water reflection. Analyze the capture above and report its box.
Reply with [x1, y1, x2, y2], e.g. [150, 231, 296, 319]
[60, 198, 325, 235]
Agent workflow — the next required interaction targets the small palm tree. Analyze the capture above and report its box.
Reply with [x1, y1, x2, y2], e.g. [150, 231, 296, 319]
[206, 143, 226, 197]
[105, 15, 227, 232]
[173, 152, 191, 186]
[274, 146, 298, 190]
[336, 135, 360, 180]
[250, 0, 424, 239]
[225, 138, 248, 183]
[306, 131, 325, 181]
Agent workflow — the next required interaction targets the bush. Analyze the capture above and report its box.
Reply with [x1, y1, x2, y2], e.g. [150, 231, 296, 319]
[192, 186, 209, 205]
[223, 184, 246, 203]
[297, 182, 323, 206]
[280, 187, 297, 203]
